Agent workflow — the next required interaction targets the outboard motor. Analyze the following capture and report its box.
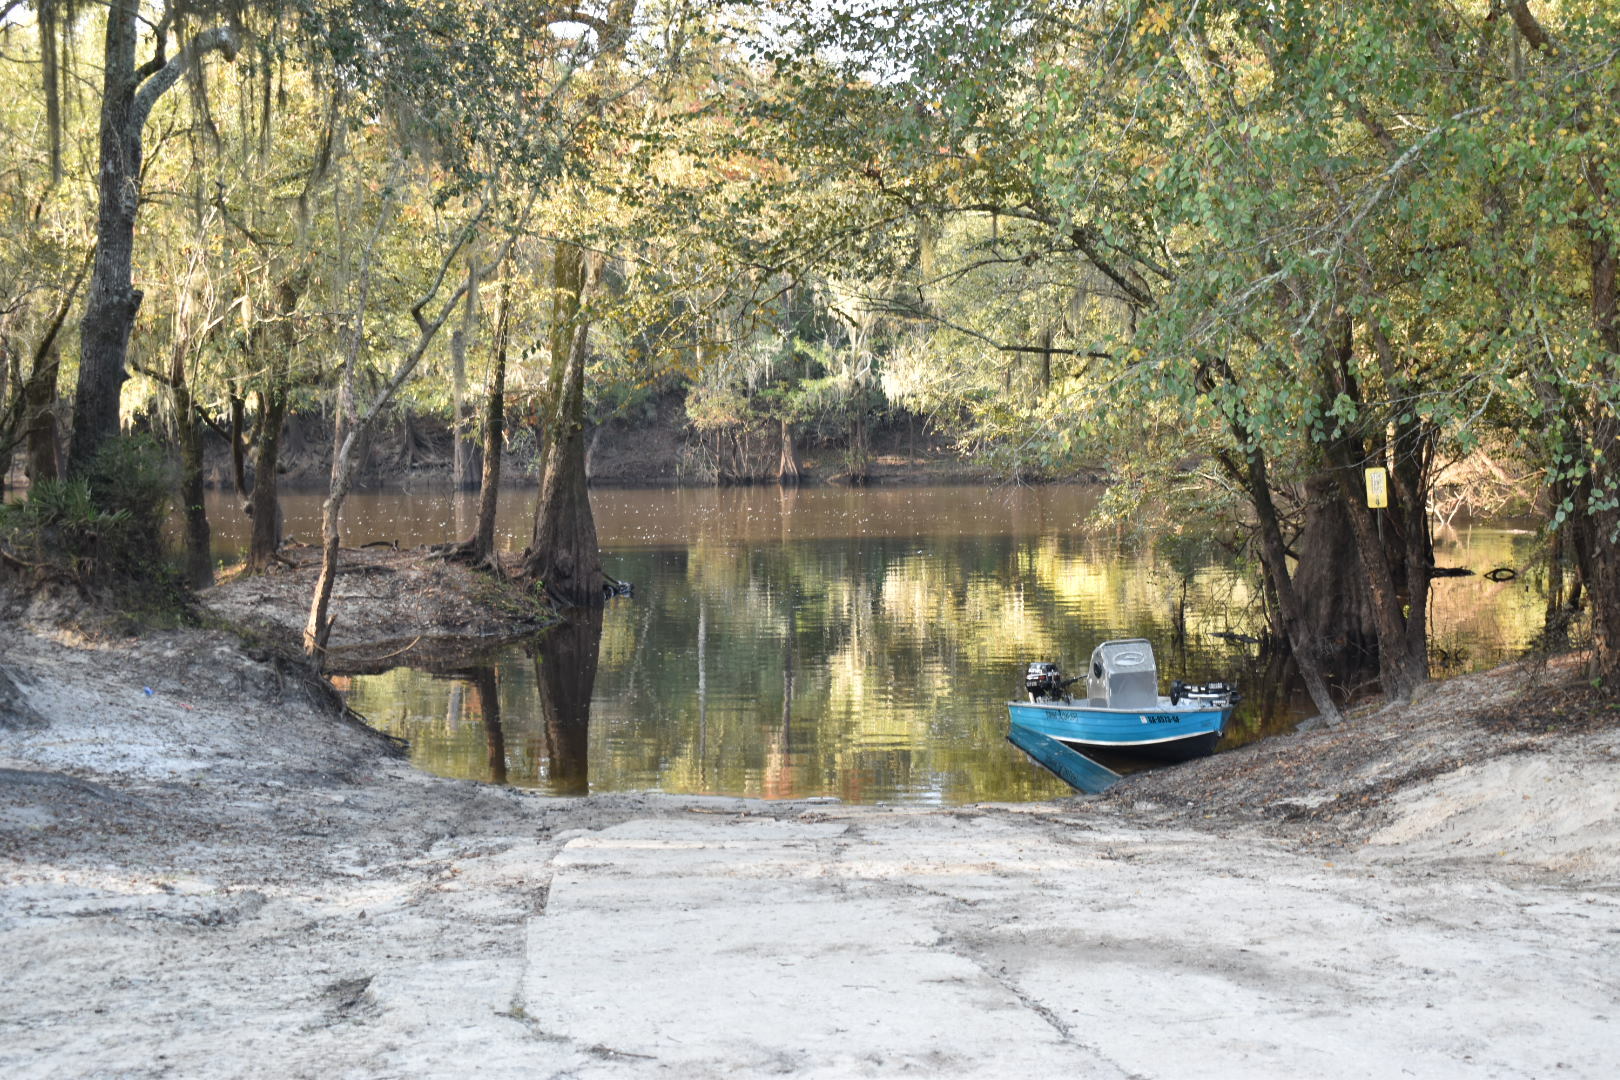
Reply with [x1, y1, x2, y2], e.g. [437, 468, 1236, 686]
[1025, 662, 1076, 702]
[1169, 680, 1242, 707]
[1086, 639, 1159, 709]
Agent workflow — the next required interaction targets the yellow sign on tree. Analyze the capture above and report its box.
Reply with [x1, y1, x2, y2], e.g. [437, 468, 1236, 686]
[1364, 467, 1389, 509]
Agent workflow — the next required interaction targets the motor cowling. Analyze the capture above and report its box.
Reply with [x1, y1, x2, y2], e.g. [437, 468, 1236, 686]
[1025, 662, 1068, 702]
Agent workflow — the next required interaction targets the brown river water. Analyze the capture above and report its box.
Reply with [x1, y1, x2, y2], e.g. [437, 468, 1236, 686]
[204, 485, 1545, 804]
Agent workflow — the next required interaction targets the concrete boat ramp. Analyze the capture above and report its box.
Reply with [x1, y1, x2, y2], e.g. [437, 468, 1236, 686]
[529, 815, 1079, 1076]
[520, 807, 1617, 1078]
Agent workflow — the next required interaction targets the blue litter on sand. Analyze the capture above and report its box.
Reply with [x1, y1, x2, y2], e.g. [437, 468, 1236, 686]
[1008, 722, 1122, 794]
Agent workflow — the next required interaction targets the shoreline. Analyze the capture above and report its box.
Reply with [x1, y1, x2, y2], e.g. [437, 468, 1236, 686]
[3, 616, 1618, 1076]
[203, 545, 562, 672]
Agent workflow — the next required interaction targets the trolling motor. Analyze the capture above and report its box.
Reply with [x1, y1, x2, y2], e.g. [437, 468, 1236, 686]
[1025, 662, 1081, 703]
[1169, 679, 1242, 707]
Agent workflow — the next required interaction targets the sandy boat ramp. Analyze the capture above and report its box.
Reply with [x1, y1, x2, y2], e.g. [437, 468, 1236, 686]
[2, 621, 1618, 1078]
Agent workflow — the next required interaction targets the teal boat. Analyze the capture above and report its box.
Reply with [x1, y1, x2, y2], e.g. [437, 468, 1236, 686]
[1007, 639, 1239, 762]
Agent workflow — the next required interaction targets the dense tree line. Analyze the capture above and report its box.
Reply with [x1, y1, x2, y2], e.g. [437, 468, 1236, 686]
[756, 0, 1620, 700]
[0, 1, 1614, 697]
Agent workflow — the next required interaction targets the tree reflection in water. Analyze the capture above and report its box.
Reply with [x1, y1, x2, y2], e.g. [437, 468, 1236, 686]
[339, 488, 1547, 804]
[534, 609, 602, 795]
[470, 666, 507, 786]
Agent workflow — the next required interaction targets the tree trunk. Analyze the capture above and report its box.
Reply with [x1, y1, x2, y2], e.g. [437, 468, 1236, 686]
[227, 390, 249, 498]
[1587, 228, 1620, 685]
[16, 260, 87, 487]
[520, 245, 606, 606]
[1319, 319, 1427, 703]
[1292, 474, 1379, 667]
[529, 245, 579, 499]
[247, 388, 288, 572]
[304, 329, 360, 661]
[470, 275, 510, 564]
[1545, 474, 1569, 642]
[777, 418, 801, 485]
[304, 218, 376, 662]
[23, 343, 63, 486]
[305, 390, 368, 662]
[1390, 418, 1435, 688]
[69, 2, 143, 477]
[1330, 459, 1425, 702]
[847, 405, 869, 482]
[171, 374, 212, 589]
[69, 11, 238, 476]
[305, 529, 342, 662]
[1038, 324, 1054, 392]
[245, 273, 303, 573]
[1230, 449, 1346, 725]
[304, 192, 477, 661]
[40, 0, 63, 186]
[0, 342, 10, 497]
[451, 262, 478, 490]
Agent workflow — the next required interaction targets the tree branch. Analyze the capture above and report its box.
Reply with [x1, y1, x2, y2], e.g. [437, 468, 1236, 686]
[864, 297, 1112, 360]
[131, 26, 239, 134]
[1503, 1, 1552, 52]
[1070, 227, 1155, 307]
[542, 8, 613, 40]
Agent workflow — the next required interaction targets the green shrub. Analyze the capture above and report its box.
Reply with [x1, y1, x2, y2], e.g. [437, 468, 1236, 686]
[0, 435, 187, 616]
[0, 477, 129, 579]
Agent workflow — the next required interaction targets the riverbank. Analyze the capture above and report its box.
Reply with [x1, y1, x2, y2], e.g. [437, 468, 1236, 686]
[205, 545, 560, 672]
[171, 399, 1035, 492]
[1110, 655, 1620, 876]
[3, 616, 1618, 1077]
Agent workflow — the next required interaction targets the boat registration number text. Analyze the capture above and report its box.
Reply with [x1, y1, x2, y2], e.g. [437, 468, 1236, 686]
[1140, 714, 1181, 724]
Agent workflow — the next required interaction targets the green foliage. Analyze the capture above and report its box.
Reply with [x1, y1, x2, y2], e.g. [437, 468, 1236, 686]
[0, 479, 127, 579]
[1154, 529, 1237, 584]
[84, 434, 176, 542]
[0, 436, 185, 614]
[2, 0, 1613, 655]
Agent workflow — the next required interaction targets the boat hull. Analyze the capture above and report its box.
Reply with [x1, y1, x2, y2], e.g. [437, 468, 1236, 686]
[1007, 698, 1232, 761]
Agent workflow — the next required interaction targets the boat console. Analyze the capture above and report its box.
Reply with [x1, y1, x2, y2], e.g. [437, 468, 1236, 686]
[1086, 638, 1159, 708]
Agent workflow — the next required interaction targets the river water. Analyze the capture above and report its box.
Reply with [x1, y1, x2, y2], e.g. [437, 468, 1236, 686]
[206, 485, 1545, 804]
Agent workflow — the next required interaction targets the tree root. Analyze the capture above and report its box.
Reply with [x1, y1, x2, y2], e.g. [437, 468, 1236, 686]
[239, 551, 298, 576]
[0, 546, 43, 573]
[423, 538, 505, 576]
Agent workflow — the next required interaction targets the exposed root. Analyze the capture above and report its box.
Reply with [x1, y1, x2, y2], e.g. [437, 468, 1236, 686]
[423, 539, 507, 577]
